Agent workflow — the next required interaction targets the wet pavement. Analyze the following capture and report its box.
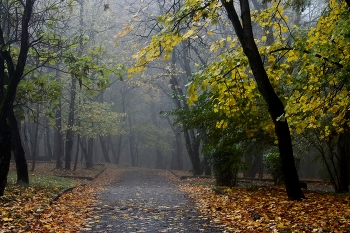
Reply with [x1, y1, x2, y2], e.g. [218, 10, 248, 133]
[82, 168, 224, 233]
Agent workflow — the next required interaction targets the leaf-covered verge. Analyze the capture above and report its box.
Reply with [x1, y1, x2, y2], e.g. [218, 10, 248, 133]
[177, 179, 350, 232]
[0, 163, 121, 233]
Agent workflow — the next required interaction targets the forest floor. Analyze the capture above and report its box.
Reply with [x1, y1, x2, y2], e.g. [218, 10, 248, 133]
[1, 163, 350, 232]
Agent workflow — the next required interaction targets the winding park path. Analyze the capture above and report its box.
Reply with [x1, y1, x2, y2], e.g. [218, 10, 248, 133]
[82, 168, 224, 233]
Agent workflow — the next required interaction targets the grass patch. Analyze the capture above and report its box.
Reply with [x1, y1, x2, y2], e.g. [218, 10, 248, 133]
[7, 171, 76, 193]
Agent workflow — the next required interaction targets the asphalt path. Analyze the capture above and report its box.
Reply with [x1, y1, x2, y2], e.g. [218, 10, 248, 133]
[82, 168, 224, 233]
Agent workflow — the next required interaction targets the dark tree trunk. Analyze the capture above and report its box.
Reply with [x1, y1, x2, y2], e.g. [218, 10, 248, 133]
[73, 133, 81, 171]
[129, 134, 136, 166]
[345, 0, 350, 10]
[221, 0, 304, 200]
[336, 130, 350, 192]
[8, 107, 29, 184]
[53, 100, 63, 168]
[0, 0, 34, 196]
[170, 50, 201, 175]
[79, 137, 88, 161]
[64, 76, 77, 170]
[203, 156, 211, 176]
[30, 106, 40, 172]
[170, 126, 183, 170]
[86, 137, 94, 169]
[128, 115, 137, 166]
[0, 125, 11, 196]
[109, 135, 121, 164]
[44, 117, 52, 159]
[21, 124, 31, 160]
[150, 102, 164, 169]
[99, 136, 110, 163]
[112, 86, 127, 165]
[244, 151, 263, 178]
[65, 0, 85, 169]
[184, 129, 201, 175]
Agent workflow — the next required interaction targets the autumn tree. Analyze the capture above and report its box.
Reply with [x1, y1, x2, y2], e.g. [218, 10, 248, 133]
[284, 0, 350, 192]
[128, 0, 309, 199]
[0, 0, 73, 195]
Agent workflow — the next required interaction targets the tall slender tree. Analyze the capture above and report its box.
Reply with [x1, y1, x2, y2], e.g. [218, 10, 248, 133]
[0, 0, 34, 196]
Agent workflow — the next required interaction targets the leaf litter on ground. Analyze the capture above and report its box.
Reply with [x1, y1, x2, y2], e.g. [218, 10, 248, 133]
[0, 162, 120, 233]
[2, 165, 350, 232]
[175, 175, 350, 232]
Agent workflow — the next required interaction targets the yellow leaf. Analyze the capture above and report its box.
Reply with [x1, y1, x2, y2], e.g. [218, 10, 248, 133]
[331, 105, 339, 113]
[183, 29, 195, 40]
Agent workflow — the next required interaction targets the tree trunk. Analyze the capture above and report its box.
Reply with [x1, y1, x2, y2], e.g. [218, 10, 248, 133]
[86, 137, 94, 169]
[0, 0, 34, 195]
[53, 100, 64, 168]
[8, 107, 29, 184]
[336, 130, 350, 192]
[109, 135, 121, 164]
[171, 126, 183, 170]
[74, 133, 81, 171]
[170, 50, 201, 175]
[127, 115, 137, 166]
[45, 117, 53, 159]
[221, 0, 304, 200]
[99, 136, 110, 163]
[79, 137, 88, 161]
[30, 106, 40, 172]
[244, 150, 263, 178]
[64, 75, 77, 170]
[0, 125, 11, 196]
[345, 0, 350, 10]
[203, 156, 211, 176]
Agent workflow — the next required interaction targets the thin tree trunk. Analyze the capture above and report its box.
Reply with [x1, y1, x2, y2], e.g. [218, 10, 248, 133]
[64, 75, 77, 170]
[53, 100, 63, 169]
[74, 133, 81, 171]
[170, 50, 201, 175]
[171, 128, 183, 170]
[99, 136, 110, 163]
[127, 115, 137, 166]
[65, 0, 85, 169]
[45, 117, 53, 159]
[109, 135, 121, 164]
[30, 105, 40, 172]
[86, 137, 94, 169]
[203, 156, 211, 176]
[79, 137, 88, 161]
[166, 114, 183, 171]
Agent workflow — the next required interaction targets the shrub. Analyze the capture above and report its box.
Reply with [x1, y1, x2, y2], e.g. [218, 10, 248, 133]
[209, 145, 243, 187]
[263, 147, 300, 185]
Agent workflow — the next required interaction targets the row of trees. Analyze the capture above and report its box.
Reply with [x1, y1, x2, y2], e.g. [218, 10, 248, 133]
[128, 0, 350, 199]
[0, 0, 192, 196]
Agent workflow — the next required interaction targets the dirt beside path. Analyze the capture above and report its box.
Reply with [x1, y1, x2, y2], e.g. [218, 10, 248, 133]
[82, 167, 224, 233]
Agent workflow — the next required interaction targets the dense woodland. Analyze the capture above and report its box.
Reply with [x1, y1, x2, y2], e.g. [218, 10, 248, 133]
[0, 0, 350, 201]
